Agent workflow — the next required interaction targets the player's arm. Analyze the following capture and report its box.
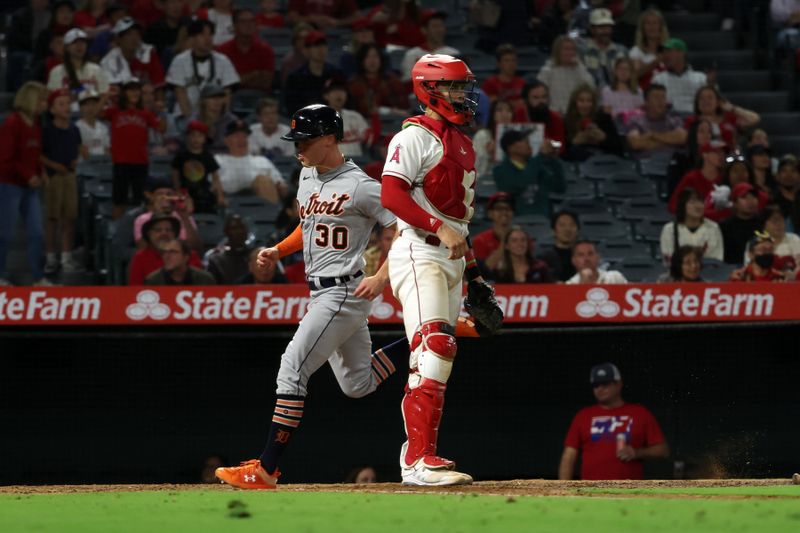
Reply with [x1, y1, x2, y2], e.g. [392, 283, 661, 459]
[558, 446, 579, 480]
[354, 223, 399, 300]
[380, 175, 467, 259]
[256, 223, 303, 271]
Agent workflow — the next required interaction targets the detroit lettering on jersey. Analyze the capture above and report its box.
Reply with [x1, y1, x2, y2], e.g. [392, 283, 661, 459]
[298, 161, 396, 279]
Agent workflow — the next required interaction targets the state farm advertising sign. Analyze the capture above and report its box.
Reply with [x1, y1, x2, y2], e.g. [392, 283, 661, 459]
[0, 283, 794, 326]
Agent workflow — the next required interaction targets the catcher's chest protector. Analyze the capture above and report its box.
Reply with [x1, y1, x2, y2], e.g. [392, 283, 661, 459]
[404, 115, 476, 222]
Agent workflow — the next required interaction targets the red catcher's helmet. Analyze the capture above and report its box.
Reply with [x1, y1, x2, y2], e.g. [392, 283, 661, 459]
[412, 54, 479, 125]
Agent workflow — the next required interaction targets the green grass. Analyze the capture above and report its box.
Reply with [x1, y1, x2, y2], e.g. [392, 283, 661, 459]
[578, 485, 800, 497]
[3, 490, 800, 533]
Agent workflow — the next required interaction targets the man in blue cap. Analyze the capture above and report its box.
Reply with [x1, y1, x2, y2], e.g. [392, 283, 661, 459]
[559, 363, 669, 480]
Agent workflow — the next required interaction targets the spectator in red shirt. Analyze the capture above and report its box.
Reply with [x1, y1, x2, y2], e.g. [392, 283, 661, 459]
[74, 0, 111, 40]
[730, 231, 796, 282]
[128, 213, 202, 285]
[668, 140, 726, 213]
[100, 17, 165, 87]
[559, 363, 669, 480]
[217, 7, 275, 93]
[522, 81, 566, 154]
[286, 0, 359, 29]
[0, 82, 49, 286]
[684, 86, 760, 153]
[472, 192, 514, 270]
[365, 1, 425, 49]
[106, 77, 166, 219]
[255, 0, 285, 29]
[482, 44, 527, 121]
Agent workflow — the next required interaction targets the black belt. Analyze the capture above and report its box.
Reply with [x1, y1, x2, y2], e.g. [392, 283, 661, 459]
[307, 270, 363, 291]
[424, 235, 441, 246]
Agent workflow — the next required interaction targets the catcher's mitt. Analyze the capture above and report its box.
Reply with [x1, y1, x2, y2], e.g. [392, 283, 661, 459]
[463, 279, 503, 336]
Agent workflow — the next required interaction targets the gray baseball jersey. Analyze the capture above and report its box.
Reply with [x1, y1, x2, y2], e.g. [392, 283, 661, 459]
[276, 159, 397, 398]
[297, 160, 396, 278]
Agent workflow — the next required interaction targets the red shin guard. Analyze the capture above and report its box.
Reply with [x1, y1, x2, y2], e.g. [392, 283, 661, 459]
[401, 377, 453, 468]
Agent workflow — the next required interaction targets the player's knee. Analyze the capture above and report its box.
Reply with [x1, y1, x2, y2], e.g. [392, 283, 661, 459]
[340, 380, 374, 399]
[411, 321, 457, 361]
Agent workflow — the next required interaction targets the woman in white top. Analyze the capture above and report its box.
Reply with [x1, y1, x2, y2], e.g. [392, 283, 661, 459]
[536, 35, 595, 114]
[629, 8, 669, 87]
[472, 99, 514, 178]
[743, 204, 800, 264]
[660, 187, 724, 265]
[47, 28, 109, 109]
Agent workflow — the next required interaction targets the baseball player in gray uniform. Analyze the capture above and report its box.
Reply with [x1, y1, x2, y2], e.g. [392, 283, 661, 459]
[215, 104, 401, 489]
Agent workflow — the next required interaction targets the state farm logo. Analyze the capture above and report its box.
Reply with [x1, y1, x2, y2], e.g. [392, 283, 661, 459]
[369, 294, 397, 320]
[126, 290, 170, 320]
[576, 288, 620, 318]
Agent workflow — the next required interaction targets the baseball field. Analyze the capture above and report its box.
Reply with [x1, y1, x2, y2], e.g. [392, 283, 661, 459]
[3, 479, 799, 533]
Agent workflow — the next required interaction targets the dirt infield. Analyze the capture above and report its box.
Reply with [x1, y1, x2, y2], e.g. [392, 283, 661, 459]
[1, 478, 795, 498]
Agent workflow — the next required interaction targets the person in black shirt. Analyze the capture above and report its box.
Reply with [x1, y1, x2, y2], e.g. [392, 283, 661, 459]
[143, 0, 190, 67]
[772, 155, 799, 220]
[720, 183, 762, 265]
[537, 209, 580, 282]
[283, 30, 343, 115]
[171, 120, 225, 213]
[206, 214, 253, 284]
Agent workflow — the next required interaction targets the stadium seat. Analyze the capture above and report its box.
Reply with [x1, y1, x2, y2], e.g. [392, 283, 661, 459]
[193, 213, 225, 248]
[690, 50, 754, 71]
[601, 177, 656, 204]
[664, 12, 719, 31]
[232, 89, 268, 118]
[701, 258, 737, 282]
[475, 180, 498, 200]
[616, 197, 670, 230]
[557, 196, 611, 216]
[716, 71, 773, 92]
[759, 113, 800, 136]
[227, 195, 282, 222]
[579, 213, 629, 241]
[617, 255, 665, 282]
[767, 136, 800, 157]
[596, 240, 655, 265]
[723, 91, 790, 113]
[672, 31, 736, 51]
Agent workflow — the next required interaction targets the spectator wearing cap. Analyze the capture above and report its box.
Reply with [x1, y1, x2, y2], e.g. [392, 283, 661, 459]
[704, 154, 768, 223]
[563, 84, 624, 162]
[473, 193, 515, 269]
[41, 88, 84, 275]
[215, 120, 287, 203]
[0, 81, 50, 286]
[651, 38, 708, 114]
[186, 84, 238, 152]
[493, 128, 565, 217]
[668, 140, 726, 213]
[76, 89, 110, 157]
[347, 43, 409, 121]
[746, 143, 776, 195]
[579, 8, 629, 88]
[566, 240, 627, 284]
[197, 0, 235, 46]
[6, 0, 52, 91]
[625, 83, 686, 161]
[400, 10, 460, 83]
[47, 28, 110, 110]
[217, 7, 275, 93]
[730, 231, 796, 282]
[104, 77, 166, 219]
[660, 188, 724, 266]
[248, 97, 294, 159]
[284, 30, 344, 115]
[171, 120, 225, 214]
[73, 0, 111, 40]
[128, 214, 203, 285]
[490, 225, 552, 283]
[537, 210, 580, 282]
[133, 180, 201, 251]
[481, 44, 528, 121]
[144, 0, 192, 67]
[33, 0, 75, 63]
[684, 86, 760, 152]
[559, 363, 669, 480]
[286, 0, 359, 29]
[100, 16, 165, 86]
[538, 34, 596, 114]
[146, 238, 216, 285]
[773, 156, 800, 221]
[206, 214, 255, 284]
[322, 82, 370, 158]
[720, 183, 764, 264]
[166, 18, 240, 119]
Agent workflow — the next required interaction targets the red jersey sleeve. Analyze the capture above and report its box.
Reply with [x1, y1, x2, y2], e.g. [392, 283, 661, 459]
[564, 411, 584, 449]
[380, 175, 443, 233]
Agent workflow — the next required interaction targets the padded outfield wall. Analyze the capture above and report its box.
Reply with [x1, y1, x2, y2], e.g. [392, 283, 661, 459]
[1, 322, 798, 485]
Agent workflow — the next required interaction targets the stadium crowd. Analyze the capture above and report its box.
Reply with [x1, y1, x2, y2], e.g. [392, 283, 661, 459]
[1, 0, 799, 287]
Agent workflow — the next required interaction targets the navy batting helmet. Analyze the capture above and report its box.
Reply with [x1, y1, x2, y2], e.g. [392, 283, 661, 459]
[281, 104, 344, 142]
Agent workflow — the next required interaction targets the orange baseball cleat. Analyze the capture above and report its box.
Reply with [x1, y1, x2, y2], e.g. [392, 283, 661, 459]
[215, 459, 280, 490]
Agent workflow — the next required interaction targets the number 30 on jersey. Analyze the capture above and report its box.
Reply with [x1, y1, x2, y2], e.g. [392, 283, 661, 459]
[314, 223, 349, 250]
